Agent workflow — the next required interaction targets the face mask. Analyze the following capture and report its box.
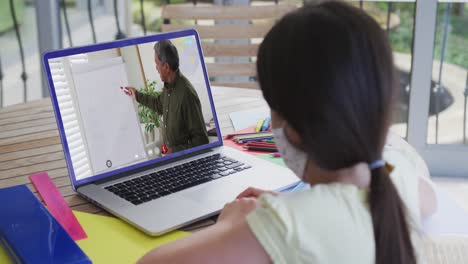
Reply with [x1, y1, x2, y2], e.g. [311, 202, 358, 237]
[272, 127, 308, 179]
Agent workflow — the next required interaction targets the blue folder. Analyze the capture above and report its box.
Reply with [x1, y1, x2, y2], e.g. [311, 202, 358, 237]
[0, 185, 91, 264]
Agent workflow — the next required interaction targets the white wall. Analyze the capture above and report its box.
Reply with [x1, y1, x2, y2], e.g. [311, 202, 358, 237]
[120, 46, 146, 91]
[138, 42, 164, 92]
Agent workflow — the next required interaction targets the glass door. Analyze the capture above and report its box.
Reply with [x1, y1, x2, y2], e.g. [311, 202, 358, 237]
[347, 0, 418, 139]
[407, 0, 468, 177]
[348, 0, 467, 177]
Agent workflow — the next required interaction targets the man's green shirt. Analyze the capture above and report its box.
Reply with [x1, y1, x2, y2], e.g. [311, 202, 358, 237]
[136, 71, 209, 152]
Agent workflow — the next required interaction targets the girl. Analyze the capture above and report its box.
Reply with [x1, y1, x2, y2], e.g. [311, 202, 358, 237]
[139, 1, 436, 263]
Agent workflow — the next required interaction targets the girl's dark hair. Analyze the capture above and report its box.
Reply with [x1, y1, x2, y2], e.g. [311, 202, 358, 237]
[257, 1, 415, 264]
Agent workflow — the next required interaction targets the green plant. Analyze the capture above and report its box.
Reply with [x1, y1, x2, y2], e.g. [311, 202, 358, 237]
[138, 80, 162, 134]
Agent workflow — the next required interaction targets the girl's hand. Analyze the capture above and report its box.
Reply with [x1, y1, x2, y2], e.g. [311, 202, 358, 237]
[217, 198, 259, 226]
[236, 187, 279, 199]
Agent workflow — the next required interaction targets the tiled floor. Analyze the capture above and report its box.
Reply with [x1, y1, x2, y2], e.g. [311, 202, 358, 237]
[433, 177, 468, 213]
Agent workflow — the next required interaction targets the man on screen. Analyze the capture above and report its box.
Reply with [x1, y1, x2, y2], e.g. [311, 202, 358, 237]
[123, 40, 209, 154]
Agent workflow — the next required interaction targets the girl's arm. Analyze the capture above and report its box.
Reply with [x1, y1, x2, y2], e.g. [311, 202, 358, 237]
[138, 198, 270, 264]
[419, 176, 437, 219]
[387, 132, 437, 219]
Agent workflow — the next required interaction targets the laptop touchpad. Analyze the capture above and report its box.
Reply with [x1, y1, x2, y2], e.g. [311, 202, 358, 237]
[183, 179, 242, 204]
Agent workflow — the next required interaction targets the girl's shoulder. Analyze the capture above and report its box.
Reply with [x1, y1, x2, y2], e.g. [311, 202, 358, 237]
[247, 186, 376, 263]
[259, 183, 370, 220]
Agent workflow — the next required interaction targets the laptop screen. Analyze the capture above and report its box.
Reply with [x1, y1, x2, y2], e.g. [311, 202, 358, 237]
[44, 30, 222, 188]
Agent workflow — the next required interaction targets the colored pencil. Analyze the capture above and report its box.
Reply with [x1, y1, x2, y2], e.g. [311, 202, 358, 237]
[243, 146, 278, 152]
[261, 117, 270, 132]
[225, 131, 272, 139]
[234, 134, 273, 140]
[245, 141, 276, 146]
[245, 142, 277, 148]
[245, 144, 277, 149]
[233, 133, 274, 140]
[237, 137, 274, 144]
[255, 119, 265, 132]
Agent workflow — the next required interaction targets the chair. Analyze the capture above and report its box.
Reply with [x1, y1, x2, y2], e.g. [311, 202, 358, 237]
[161, 3, 296, 89]
[425, 235, 468, 263]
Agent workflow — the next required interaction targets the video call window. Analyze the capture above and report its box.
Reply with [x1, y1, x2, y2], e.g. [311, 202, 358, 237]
[48, 36, 218, 180]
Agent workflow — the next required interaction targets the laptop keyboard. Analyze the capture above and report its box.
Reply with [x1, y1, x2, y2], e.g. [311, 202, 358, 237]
[104, 154, 251, 205]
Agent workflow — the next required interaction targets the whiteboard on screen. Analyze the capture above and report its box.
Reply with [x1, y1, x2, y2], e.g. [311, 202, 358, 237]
[71, 57, 147, 175]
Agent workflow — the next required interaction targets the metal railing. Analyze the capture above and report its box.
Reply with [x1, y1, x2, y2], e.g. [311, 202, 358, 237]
[3, 0, 131, 106]
[140, 0, 147, 36]
[1, 0, 402, 109]
[61, 0, 73, 46]
[9, 0, 28, 104]
[359, 1, 467, 145]
[433, 3, 452, 144]
[0, 56, 3, 108]
[2, 0, 466, 146]
[359, 0, 414, 140]
[2, 0, 246, 108]
[88, 0, 97, 44]
[464, 75, 468, 143]
[113, 0, 127, 39]
[386, 2, 392, 35]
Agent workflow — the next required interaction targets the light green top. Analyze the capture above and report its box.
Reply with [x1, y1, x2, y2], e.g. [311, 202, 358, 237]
[247, 142, 424, 263]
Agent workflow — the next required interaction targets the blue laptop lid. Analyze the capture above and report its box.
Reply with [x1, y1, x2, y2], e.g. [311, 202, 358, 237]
[43, 29, 223, 190]
[0, 185, 91, 263]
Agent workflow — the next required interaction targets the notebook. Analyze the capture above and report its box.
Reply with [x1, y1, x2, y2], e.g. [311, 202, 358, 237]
[0, 185, 91, 263]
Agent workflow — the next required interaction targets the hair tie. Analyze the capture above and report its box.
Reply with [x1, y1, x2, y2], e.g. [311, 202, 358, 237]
[369, 160, 385, 170]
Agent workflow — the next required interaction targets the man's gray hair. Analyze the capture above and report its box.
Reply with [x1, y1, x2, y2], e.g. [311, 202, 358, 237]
[153, 40, 179, 71]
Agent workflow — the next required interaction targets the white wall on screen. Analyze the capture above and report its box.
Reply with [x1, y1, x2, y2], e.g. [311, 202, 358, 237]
[87, 49, 119, 61]
[138, 42, 164, 92]
[70, 58, 148, 174]
[120, 46, 146, 91]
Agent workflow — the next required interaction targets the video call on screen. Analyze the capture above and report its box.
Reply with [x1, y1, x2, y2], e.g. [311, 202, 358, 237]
[48, 36, 217, 180]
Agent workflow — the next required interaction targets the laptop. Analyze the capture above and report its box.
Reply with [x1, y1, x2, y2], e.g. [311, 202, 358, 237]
[43, 29, 298, 236]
